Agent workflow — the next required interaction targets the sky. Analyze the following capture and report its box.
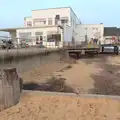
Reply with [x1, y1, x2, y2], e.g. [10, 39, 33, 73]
[0, 0, 120, 29]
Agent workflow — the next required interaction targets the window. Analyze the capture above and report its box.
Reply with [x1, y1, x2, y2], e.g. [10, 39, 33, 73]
[92, 28, 95, 30]
[61, 19, 68, 24]
[47, 34, 61, 42]
[35, 32, 43, 36]
[36, 36, 39, 41]
[36, 36, 43, 44]
[19, 32, 31, 38]
[27, 21, 32, 26]
[47, 35, 54, 42]
[34, 18, 46, 26]
[43, 36, 46, 41]
[60, 17, 68, 25]
[19, 32, 32, 44]
[48, 18, 52, 25]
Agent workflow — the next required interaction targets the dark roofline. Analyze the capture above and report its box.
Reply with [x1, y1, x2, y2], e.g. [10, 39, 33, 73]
[32, 6, 81, 24]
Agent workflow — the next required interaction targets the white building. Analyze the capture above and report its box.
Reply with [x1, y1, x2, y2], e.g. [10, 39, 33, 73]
[75, 24, 104, 44]
[0, 7, 105, 47]
[0, 7, 81, 48]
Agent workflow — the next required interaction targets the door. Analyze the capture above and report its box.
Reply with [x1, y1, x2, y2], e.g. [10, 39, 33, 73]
[36, 36, 43, 45]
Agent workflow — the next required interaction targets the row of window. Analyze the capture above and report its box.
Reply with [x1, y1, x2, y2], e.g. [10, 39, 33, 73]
[19, 32, 61, 42]
[26, 17, 69, 27]
[26, 18, 52, 26]
[84, 28, 99, 31]
[19, 35, 61, 44]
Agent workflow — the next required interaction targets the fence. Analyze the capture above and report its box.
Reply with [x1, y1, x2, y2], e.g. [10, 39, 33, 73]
[0, 36, 63, 49]
[63, 40, 100, 49]
[0, 68, 20, 111]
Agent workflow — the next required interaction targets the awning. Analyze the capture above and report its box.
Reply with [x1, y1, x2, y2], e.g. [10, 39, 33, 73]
[0, 28, 17, 32]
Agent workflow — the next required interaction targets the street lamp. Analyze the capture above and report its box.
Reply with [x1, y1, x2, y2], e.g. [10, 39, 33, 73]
[85, 28, 88, 44]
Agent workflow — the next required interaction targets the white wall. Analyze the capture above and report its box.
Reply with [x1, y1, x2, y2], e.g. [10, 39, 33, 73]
[32, 7, 70, 26]
[16, 26, 63, 47]
[70, 8, 81, 41]
[24, 7, 81, 43]
[75, 24, 104, 44]
[104, 36, 117, 44]
[24, 17, 33, 27]
[70, 9, 81, 31]
[63, 25, 73, 42]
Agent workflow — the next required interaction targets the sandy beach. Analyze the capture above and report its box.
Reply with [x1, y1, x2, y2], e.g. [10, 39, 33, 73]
[1, 54, 120, 119]
[1, 92, 120, 120]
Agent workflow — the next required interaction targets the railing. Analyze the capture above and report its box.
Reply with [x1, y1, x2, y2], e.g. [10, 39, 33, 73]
[63, 41, 100, 49]
[0, 36, 63, 50]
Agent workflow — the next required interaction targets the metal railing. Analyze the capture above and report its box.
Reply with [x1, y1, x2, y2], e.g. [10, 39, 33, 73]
[63, 41, 100, 49]
[0, 36, 63, 50]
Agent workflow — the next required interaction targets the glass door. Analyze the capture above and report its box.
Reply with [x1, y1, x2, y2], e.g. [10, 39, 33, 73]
[36, 36, 43, 45]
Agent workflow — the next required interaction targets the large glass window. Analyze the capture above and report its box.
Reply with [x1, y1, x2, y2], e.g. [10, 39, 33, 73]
[47, 34, 61, 42]
[19, 32, 31, 38]
[19, 32, 32, 44]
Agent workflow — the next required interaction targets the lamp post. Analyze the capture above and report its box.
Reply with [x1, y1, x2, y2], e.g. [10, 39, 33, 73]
[85, 28, 88, 44]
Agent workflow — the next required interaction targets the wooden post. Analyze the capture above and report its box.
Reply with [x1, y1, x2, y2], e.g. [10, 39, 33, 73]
[2, 68, 20, 109]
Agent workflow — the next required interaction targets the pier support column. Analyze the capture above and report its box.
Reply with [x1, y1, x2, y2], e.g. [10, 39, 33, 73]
[10, 31, 18, 44]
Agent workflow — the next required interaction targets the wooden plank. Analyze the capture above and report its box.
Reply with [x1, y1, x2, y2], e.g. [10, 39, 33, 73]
[3, 86, 13, 108]
[12, 71, 20, 104]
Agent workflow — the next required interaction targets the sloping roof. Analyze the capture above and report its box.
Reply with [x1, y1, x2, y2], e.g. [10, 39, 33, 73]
[0, 28, 17, 32]
[0, 25, 58, 32]
[104, 27, 117, 36]
[117, 28, 120, 33]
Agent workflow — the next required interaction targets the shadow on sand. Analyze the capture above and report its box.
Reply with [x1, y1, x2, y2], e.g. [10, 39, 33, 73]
[23, 77, 74, 93]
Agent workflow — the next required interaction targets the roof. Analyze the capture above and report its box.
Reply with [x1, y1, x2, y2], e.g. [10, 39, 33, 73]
[0, 25, 58, 32]
[76, 24, 104, 26]
[104, 27, 118, 36]
[32, 7, 81, 24]
[32, 6, 70, 11]
[0, 28, 17, 32]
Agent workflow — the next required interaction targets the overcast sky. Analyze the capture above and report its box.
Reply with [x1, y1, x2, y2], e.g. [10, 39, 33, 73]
[0, 0, 120, 29]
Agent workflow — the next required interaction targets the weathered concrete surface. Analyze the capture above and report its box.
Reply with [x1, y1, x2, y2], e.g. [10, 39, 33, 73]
[22, 90, 120, 100]
[0, 48, 60, 59]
